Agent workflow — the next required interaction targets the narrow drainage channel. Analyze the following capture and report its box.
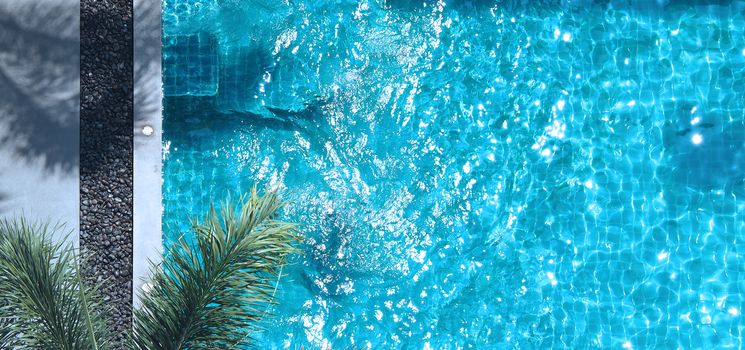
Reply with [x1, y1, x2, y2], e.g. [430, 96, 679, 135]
[80, 0, 133, 348]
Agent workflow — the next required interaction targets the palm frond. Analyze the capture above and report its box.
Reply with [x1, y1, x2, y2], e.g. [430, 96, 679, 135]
[0, 217, 112, 350]
[0, 302, 20, 349]
[133, 188, 302, 350]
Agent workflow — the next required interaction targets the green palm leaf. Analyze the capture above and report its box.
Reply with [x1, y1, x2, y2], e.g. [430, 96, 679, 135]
[0, 218, 111, 350]
[133, 188, 301, 350]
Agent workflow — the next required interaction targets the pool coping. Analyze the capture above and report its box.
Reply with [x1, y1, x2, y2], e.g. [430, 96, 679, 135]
[133, 0, 163, 306]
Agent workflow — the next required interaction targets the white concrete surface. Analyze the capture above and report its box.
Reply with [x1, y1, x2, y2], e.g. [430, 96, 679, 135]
[133, 0, 163, 302]
[0, 0, 80, 244]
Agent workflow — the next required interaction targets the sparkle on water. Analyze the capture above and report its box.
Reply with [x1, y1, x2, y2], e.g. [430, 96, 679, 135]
[691, 133, 703, 145]
[162, 0, 745, 348]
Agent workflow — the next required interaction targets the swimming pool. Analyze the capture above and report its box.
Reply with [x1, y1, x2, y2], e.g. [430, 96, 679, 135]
[162, 0, 745, 348]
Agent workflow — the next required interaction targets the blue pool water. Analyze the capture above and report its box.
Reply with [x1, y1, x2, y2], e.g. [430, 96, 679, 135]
[162, 0, 745, 348]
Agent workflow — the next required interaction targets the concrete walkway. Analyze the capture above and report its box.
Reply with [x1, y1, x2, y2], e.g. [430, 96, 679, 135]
[0, 0, 80, 243]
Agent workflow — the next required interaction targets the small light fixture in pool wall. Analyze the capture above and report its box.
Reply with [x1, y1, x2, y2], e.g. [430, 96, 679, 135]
[142, 125, 154, 136]
[691, 133, 703, 145]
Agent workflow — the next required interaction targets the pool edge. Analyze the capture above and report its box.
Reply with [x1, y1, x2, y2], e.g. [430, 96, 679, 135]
[133, 0, 163, 306]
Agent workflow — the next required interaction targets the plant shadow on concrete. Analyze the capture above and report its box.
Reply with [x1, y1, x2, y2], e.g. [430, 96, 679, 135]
[0, 191, 7, 215]
[0, 2, 79, 175]
[0, 189, 301, 349]
[134, 0, 161, 129]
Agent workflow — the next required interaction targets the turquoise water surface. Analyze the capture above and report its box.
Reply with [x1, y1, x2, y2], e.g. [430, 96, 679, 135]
[162, 0, 745, 348]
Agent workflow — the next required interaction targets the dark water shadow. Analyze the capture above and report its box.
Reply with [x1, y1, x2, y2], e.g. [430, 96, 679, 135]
[661, 103, 745, 191]
[0, 4, 79, 175]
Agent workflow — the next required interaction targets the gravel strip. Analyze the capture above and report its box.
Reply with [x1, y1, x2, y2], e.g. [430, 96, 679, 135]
[80, 0, 133, 347]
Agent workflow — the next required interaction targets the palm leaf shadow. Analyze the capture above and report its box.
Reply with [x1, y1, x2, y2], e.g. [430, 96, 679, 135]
[134, 0, 161, 128]
[0, 3, 79, 174]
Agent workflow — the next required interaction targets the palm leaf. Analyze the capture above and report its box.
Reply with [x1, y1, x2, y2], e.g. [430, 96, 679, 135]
[0, 217, 112, 350]
[0, 301, 20, 349]
[133, 188, 301, 350]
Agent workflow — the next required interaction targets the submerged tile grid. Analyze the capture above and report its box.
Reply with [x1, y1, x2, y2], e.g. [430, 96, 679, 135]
[162, 1, 745, 348]
[163, 32, 219, 97]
